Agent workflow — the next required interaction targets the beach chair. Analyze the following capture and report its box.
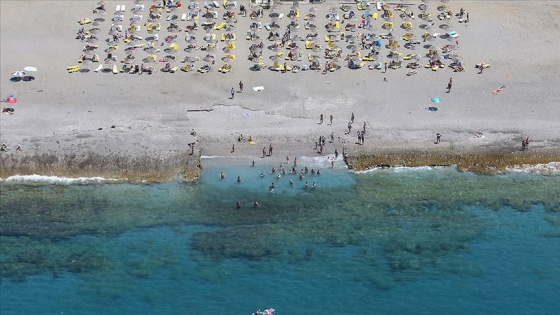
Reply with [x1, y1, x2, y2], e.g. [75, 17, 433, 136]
[133, 15, 143, 21]
[116, 5, 121, 12]
[94, 64, 104, 72]
[213, 22, 226, 30]
[181, 13, 187, 21]
[382, 22, 393, 30]
[78, 18, 92, 25]
[271, 61, 283, 71]
[67, 65, 80, 73]
[133, 4, 144, 12]
[305, 41, 316, 49]
[402, 22, 412, 29]
[373, 12, 378, 20]
[181, 64, 194, 72]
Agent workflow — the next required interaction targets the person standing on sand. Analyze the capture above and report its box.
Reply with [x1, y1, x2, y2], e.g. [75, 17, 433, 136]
[447, 77, 453, 93]
[436, 133, 441, 144]
[319, 114, 323, 124]
[231, 87, 235, 99]
[268, 144, 273, 156]
[330, 114, 333, 125]
[363, 122, 366, 134]
[231, 144, 235, 153]
[351, 112, 355, 124]
[262, 147, 266, 158]
[384, 62, 388, 73]
[239, 81, 244, 92]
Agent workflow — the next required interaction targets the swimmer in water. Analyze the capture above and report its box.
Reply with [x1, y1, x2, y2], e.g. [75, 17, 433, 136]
[253, 200, 259, 207]
[290, 179, 294, 186]
[236, 201, 241, 209]
[299, 174, 304, 180]
[276, 174, 281, 179]
[312, 181, 316, 188]
[311, 168, 315, 175]
[271, 167, 276, 174]
[317, 169, 321, 175]
[220, 172, 226, 179]
[305, 181, 309, 188]
[237, 176, 241, 182]
[260, 172, 265, 177]
[252, 160, 255, 167]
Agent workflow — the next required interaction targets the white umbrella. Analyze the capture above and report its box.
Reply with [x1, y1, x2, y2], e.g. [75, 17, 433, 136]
[23, 66, 38, 72]
[12, 71, 25, 77]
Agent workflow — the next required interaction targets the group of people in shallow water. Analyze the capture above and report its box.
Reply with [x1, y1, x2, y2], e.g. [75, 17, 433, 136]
[220, 157, 324, 209]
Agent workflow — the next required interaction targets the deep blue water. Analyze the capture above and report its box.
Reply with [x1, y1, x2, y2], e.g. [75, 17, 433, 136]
[1, 157, 559, 315]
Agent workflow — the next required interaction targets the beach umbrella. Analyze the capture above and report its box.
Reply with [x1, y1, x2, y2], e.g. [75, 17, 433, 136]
[203, 54, 215, 62]
[12, 71, 25, 77]
[5, 95, 17, 104]
[431, 97, 441, 103]
[23, 66, 37, 72]
[144, 47, 158, 54]
[222, 55, 234, 62]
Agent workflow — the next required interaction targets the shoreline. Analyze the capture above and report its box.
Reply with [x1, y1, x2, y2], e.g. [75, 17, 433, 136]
[1, 144, 559, 184]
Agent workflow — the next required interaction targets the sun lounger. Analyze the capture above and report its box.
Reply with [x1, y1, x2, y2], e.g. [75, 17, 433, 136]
[376, 2, 382, 11]
[133, 4, 144, 12]
[116, 5, 121, 12]
[181, 13, 187, 21]
[94, 64, 104, 72]
[67, 65, 80, 73]
[213, 22, 226, 30]
[133, 15, 143, 21]
[78, 18, 92, 25]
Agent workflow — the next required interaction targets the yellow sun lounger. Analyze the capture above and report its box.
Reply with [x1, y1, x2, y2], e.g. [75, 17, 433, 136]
[402, 22, 412, 29]
[383, 22, 393, 30]
[181, 65, 194, 72]
[305, 41, 316, 49]
[218, 64, 232, 73]
[221, 33, 236, 41]
[213, 22, 226, 30]
[67, 65, 80, 73]
[225, 42, 236, 50]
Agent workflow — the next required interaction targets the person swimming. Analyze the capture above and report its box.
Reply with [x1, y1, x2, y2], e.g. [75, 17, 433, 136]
[237, 176, 242, 182]
[220, 172, 226, 179]
[260, 172, 265, 177]
[236, 201, 241, 209]
[290, 179, 294, 186]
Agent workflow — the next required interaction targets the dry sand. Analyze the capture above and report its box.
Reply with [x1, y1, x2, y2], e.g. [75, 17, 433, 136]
[1, 0, 559, 180]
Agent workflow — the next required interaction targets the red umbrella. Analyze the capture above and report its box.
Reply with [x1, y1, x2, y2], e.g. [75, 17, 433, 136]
[6, 95, 18, 104]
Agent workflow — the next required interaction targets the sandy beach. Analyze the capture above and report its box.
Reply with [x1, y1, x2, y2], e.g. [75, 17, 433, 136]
[1, 0, 559, 181]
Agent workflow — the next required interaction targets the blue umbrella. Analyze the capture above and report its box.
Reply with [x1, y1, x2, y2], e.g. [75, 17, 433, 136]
[431, 97, 441, 103]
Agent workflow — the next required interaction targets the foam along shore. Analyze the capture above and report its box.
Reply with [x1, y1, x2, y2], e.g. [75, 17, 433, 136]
[345, 148, 560, 175]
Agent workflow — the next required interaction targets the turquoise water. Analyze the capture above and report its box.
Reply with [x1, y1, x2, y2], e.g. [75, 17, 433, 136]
[1, 157, 560, 314]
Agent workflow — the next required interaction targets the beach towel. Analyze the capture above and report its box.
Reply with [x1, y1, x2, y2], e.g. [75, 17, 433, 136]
[253, 86, 264, 91]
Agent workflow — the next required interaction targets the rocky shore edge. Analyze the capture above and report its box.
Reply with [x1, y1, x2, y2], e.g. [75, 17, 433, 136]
[345, 148, 560, 174]
[1, 147, 559, 184]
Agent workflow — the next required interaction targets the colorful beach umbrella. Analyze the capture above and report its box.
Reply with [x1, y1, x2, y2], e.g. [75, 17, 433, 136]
[6, 95, 18, 104]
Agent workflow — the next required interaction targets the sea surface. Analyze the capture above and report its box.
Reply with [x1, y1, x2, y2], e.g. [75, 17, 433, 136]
[1, 156, 559, 315]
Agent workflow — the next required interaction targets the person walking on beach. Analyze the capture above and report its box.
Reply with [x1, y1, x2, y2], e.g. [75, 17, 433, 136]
[231, 144, 235, 153]
[330, 131, 335, 143]
[351, 112, 355, 124]
[447, 78, 453, 93]
[384, 62, 388, 73]
[329, 114, 333, 125]
[436, 133, 441, 144]
[239, 81, 244, 92]
[362, 122, 366, 135]
[319, 113, 324, 124]
[268, 144, 273, 156]
[262, 146, 266, 158]
[231, 87, 235, 99]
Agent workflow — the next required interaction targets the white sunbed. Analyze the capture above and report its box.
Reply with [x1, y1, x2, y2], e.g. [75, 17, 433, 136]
[376, 2, 382, 11]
